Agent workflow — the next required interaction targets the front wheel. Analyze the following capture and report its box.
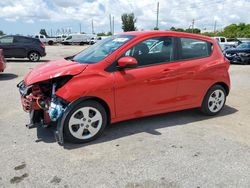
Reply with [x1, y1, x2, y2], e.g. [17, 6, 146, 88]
[201, 85, 226, 116]
[28, 52, 40, 62]
[64, 100, 107, 143]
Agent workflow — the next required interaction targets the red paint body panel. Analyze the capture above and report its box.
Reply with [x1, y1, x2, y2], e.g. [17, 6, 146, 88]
[24, 59, 88, 85]
[22, 31, 231, 124]
[0, 49, 6, 72]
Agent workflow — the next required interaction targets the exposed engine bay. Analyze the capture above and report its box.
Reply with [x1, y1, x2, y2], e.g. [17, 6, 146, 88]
[17, 76, 72, 129]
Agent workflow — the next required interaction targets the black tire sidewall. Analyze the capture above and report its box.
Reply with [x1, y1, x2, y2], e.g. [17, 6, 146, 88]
[48, 41, 54, 45]
[28, 52, 40, 62]
[201, 85, 226, 116]
[63, 100, 107, 143]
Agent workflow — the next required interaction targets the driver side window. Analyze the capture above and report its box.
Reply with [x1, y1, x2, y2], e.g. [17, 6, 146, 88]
[123, 37, 174, 67]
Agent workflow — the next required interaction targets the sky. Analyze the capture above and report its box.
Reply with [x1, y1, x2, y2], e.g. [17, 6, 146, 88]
[0, 0, 250, 36]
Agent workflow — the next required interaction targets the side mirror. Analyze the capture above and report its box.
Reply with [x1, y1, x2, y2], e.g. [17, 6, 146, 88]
[118, 56, 138, 69]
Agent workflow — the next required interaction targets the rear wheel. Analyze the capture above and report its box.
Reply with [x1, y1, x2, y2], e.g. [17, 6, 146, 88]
[28, 52, 40, 62]
[64, 100, 107, 143]
[48, 40, 54, 45]
[201, 85, 226, 115]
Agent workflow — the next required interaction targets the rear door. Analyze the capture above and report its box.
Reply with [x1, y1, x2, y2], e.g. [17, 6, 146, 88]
[12, 36, 30, 58]
[174, 37, 214, 108]
[0, 36, 15, 57]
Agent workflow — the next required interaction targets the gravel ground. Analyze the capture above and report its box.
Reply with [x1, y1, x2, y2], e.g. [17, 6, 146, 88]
[0, 45, 250, 188]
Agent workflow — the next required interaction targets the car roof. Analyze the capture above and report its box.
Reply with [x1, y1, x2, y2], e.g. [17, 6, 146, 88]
[117, 30, 214, 42]
[1, 35, 33, 39]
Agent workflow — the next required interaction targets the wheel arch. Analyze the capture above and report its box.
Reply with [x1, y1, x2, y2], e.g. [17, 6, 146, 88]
[199, 81, 230, 107]
[211, 82, 230, 96]
[27, 50, 41, 57]
[56, 96, 111, 144]
[65, 96, 111, 124]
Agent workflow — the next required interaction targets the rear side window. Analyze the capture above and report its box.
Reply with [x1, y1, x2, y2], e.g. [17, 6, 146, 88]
[14, 37, 32, 43]
[180, 38, 212, 60]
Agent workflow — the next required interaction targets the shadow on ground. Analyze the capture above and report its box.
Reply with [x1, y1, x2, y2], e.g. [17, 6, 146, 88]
[6, 59, 50, 63]
[35, 105, 238, 148]
[0, 73, 18, 80]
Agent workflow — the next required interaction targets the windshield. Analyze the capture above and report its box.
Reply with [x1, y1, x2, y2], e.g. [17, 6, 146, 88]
[237, 43, 250, 49]
[73, 35, 135, 64]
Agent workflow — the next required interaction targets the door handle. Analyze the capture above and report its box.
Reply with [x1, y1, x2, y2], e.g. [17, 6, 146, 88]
[162, 68, 174, 74]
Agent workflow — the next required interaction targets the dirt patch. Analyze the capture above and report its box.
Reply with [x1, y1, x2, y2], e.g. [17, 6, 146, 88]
[50, 176, 62, 184]
[14, 162, 26, 170]
[10, 173, 29, 184]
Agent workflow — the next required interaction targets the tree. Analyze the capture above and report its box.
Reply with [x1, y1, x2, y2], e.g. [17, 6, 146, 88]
[185, 28, 201, 34]
[39, 29, 48, 37]
[121, 13, 137, 32]
[97, 32, 106, 36]
[170, 27, 185, 32]
[0, 30, 4, 36]
[154, 27, 159, 30]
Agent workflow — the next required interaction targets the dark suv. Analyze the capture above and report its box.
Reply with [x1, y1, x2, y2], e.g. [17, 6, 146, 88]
[0, 35, 46, 62]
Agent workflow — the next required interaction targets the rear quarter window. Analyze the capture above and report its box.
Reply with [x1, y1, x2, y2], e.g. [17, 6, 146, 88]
[180, 38, 213, 60]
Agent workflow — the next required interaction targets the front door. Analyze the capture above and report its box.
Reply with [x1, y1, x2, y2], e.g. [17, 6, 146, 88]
[113, 36, 180, 119]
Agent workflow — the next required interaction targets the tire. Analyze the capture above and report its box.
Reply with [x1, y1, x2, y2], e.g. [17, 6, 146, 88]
[201, 85, 226, 116]
[28, 51, 40, 62]
[48, 40, 54, 45]
[79, 42, 85, 46]
[64, 100, 107, 143]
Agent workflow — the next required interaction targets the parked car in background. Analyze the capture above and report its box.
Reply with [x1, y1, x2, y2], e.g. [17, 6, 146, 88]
[62, 34, 96, 45]
[18, 31, 230, 144]
[224, 42, 250, 64]
[213, 36, 239, 51]
[34, 34, 57, 45]
[238, 38, 250, 43]
[0, 49, 6, 72]
[0, 35, 46, 62]
[89, 36, 102, 44]
[55, 35, 67, 43]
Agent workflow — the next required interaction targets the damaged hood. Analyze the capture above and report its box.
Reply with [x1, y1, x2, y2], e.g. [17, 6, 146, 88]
[24, 59, 88, 85]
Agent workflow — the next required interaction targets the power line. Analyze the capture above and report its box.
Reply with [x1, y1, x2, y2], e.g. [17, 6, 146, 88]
[92, 19, 94, 34]
[156, 2, 159, 29]
[112, 16, 114, 34]
[214, 20, 217, 33]
[109, 14, 112, 34]
[192, 19, 195, 33]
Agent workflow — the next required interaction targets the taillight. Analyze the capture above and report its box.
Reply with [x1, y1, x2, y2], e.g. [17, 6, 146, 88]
[40, 42, 45, 48]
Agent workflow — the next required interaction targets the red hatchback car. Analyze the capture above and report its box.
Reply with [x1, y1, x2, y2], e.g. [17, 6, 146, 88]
[0, 49, 6, 72]
[18, 31, 230, 144]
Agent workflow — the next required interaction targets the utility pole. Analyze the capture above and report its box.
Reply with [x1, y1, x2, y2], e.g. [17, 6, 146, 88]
[79, 23, 82, 33]
[112, 16, 114, 35]
[156, 2, 159, 29]
[213, 20, 217, 33]
[191, 19, 195, 33]
[109, 14, 112, 34]
[92, 19, 94, 34]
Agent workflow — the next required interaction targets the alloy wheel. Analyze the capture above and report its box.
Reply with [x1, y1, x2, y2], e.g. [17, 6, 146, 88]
[68, 107, 103, 140]
[208, 89, 225, 113]
[29, 52, 39, 62]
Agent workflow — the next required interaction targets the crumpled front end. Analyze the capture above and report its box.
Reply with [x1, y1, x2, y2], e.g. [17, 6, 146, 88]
[17, 76, 72, 140]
